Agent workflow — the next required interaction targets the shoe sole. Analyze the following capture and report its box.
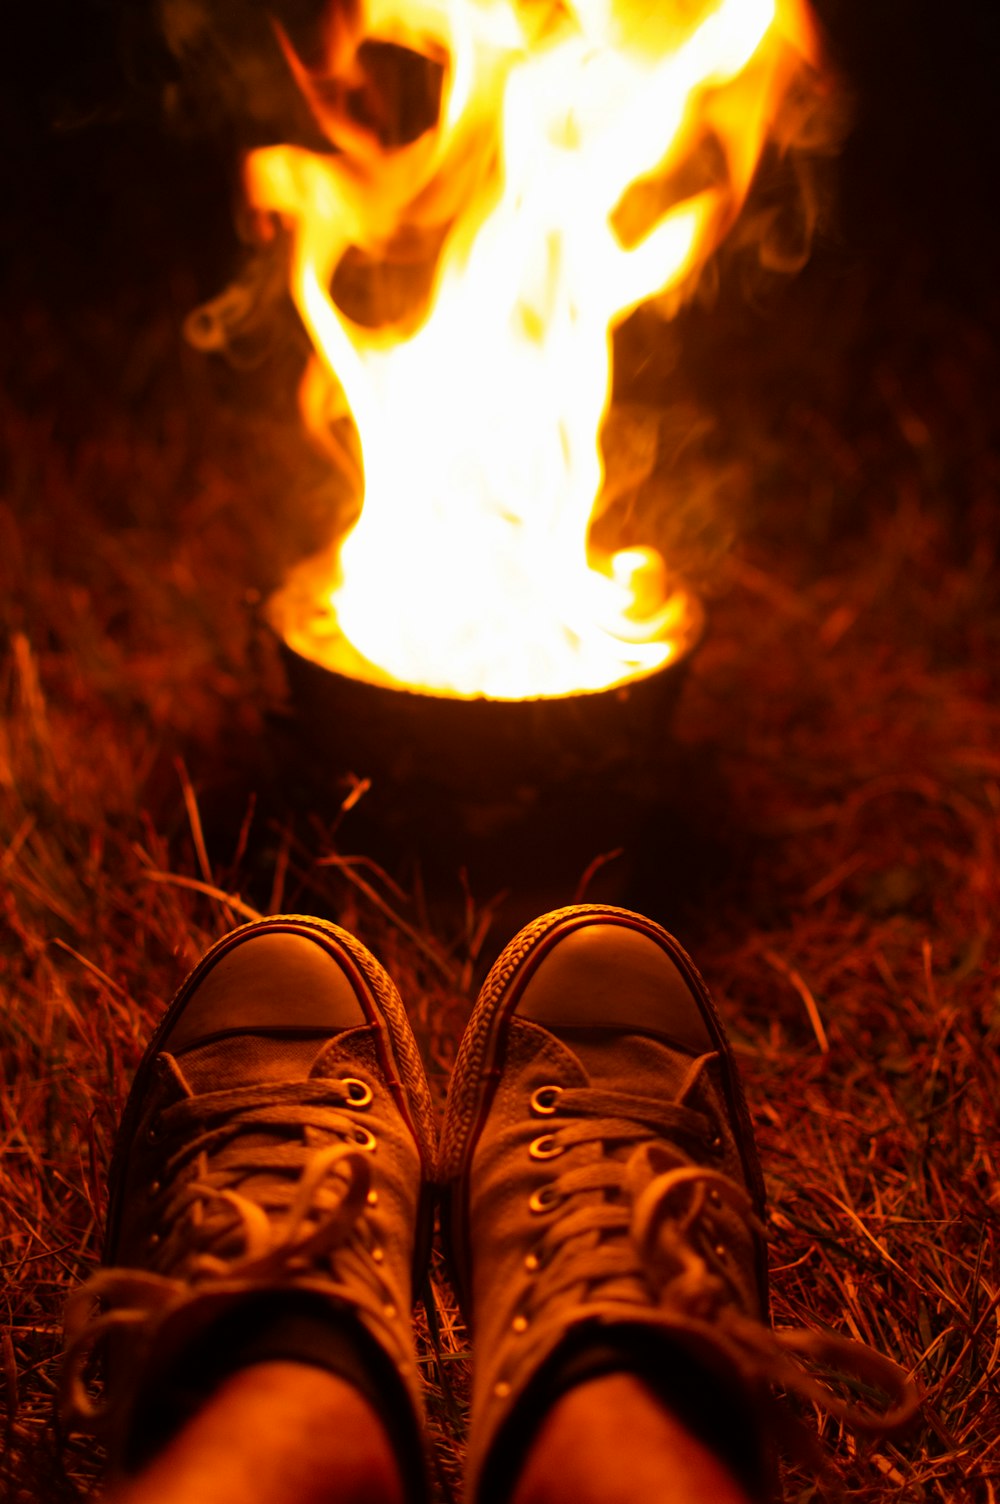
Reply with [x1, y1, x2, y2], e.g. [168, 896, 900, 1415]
[439, 903, 769, 1319]
[103, 915, 439, 1282]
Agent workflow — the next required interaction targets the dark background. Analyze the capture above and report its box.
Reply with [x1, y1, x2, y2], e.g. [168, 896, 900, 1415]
[4, 2, 1000, 281]
[3, 0, 1000, 398]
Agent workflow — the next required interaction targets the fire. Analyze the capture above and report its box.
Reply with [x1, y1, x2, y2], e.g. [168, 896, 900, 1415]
[252, 0, 817, 700]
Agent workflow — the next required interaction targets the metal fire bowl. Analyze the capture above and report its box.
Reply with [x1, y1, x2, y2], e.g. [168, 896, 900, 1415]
[276, 637, 700, 919]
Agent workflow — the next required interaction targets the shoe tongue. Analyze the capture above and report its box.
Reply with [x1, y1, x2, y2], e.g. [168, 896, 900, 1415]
[559, 1027, 698, 1100]
[171, 1032, 340, 1093]
[308, 1026, 382, 1081]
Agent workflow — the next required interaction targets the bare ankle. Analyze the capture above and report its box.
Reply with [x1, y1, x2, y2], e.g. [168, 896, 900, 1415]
[510, 1372, 755, 1504]
[105, 1362, 406, 1504]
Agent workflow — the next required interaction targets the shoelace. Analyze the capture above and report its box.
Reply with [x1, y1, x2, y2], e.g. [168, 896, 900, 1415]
[62, 1071, 393, 1433]
[520, 1079, 920, 1437]
[520, 1083, 718, 1311]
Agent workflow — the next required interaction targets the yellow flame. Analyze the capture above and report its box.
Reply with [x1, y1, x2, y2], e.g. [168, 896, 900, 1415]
[254, 0, 816, 699]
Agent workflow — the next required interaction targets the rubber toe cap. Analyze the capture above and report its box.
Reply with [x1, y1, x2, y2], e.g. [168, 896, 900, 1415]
[515, 921, 713, 1055]
[163, 927, 368, 1052]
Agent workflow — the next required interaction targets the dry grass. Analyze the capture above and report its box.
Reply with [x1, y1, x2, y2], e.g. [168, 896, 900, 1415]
[2, 158, 999, 1503]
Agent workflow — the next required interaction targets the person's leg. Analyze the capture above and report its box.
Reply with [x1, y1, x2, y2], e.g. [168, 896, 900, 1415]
[61, 917, 438, 1504]
[440, 904, 918, 1504]
[510, 1373, 752, 1504]
[103, 1363, 404, 1504]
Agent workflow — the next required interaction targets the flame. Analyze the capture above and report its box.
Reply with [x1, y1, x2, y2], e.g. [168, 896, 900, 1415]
[253, 0, 817, 699]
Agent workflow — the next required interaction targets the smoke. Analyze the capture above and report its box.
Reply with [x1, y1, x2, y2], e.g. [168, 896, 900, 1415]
[156, 0, 332, 143]
[724, 58, 851, 283]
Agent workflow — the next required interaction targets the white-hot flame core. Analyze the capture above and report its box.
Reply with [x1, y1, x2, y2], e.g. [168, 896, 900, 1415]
[253, 0, 815, 698]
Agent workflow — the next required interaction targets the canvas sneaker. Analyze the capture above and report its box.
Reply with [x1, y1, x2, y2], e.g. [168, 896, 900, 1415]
[62, 915, 437, 1495]
[440, 905, 917, 1503]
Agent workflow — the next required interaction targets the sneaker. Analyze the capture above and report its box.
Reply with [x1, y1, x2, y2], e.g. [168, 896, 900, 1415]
[62, 915, 437, 1492]
[440, 905, 917, 1503]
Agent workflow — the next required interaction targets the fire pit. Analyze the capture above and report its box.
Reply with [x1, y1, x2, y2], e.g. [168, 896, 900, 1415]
[225, 0, 818, 912]
[276, 617, 702, 911]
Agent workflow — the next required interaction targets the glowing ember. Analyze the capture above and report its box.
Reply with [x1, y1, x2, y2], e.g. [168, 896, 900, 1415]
[253, 0, 817, 700]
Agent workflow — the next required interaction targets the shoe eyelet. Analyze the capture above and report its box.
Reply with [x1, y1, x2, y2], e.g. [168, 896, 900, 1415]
[714, 1243, 728, 1262]
[529, 1185, 560, 1214]
[511, 1314, 529, 1333]
[372, 1246, 384, 1263]
[383, 1303, 397, 1319]
[524, 1251, 541, 1271]
[367, 1189, 379, 1207]
[709, 1189, 722, 1209]
[709, 1133, 723, 1155]
[530, 1085, 562, 1116]
[494, 1380, 512, 1399]
[148, 1181, 161, 1199]
[342, 1077, 374, 1108]
[352, 1126, 377, 1152]
[146, 1117, 163, 1143]
[529, 1134, 564, 1161]
[148, 1233, 161, 1249]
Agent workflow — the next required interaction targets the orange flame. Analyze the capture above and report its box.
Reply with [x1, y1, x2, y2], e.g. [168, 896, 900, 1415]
[253, 0, 817, 699]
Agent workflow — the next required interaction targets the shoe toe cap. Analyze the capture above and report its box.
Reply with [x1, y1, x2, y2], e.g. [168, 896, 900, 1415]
[514, 920, 714, 1055]
[163, 926, 369, 1052]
